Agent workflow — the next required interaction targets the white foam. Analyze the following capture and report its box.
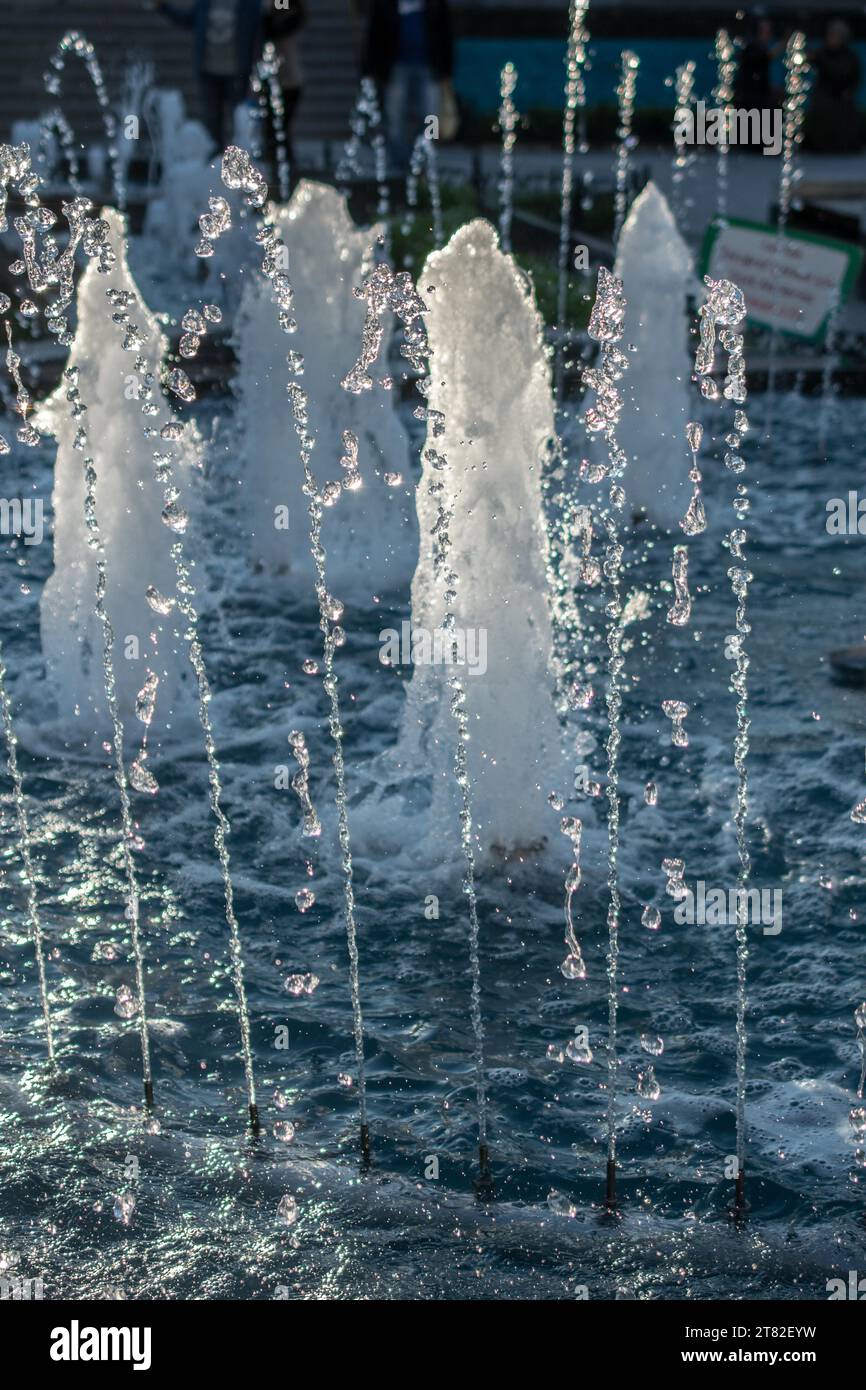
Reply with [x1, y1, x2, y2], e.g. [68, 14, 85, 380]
[38, 208, 199, 747]
[614, 182, 695, 528]
[232, 179, 415, 594]
[396, 219, 562, 854]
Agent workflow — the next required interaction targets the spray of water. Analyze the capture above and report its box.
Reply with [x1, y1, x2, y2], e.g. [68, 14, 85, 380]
[100, 249, 261, 1133]
[671, 61, 696, 233]
[206, 146, 377, 1153]
[287, 731, 322, 839]
[613, 52, 640, 247]
[682, 419, 707, 536]
[252, 42, 291, 203]
[343, 256, 494, 1188]
[337, 79, 390, 252]
[402, 134, 444, 253]
[42, 31, 124, 210]
[695, 273, 751, 1209]
[767, 33, 810, 415]
[37, 110, 83, 195]
[817, 286, 841, 454]
[0, 148, 155, 1104]
[497, 64, 519, 254]
[713, 31, 736, 223]
[0, 643, 55, 1064]
[555, 0, 591, 398]
[584, 265, 629, 1207]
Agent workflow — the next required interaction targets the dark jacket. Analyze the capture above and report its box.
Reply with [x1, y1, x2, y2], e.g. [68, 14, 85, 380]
[263, 0, 306, 41]
[160, 0, 264, 82]
[362, 0, 454, 83]
[733, 40, 772, 110]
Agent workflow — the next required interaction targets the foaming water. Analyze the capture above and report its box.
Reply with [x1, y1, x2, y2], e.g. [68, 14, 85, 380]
[2, 393, 866, 1296]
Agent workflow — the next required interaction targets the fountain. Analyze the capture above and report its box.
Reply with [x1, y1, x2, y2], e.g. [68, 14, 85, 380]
[497, 64, 519, 254]
[612, 182, 694, 528]
[232, 180, 415, 592]
[38, 208, 198, 747]
[713, 30, 736, 223]
[395, 219, 561, 857]
[613, 51, 640, 247]
[0, 13, 864, 1305]
[555, 0, 591, 397]
[402, 133, 443, 252]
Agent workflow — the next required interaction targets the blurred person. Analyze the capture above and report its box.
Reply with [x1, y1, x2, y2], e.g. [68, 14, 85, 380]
[155, 0, 265, 151]
[734, 10, 784, 112]
[362, 0, 455, 167]
[262, 0, 307, 169]
[809, 19, 861, 152]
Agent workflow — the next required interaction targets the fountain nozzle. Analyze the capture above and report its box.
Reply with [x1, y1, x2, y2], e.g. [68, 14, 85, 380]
[249, 1102, 261, 1136]
[729, 1168, 749, 1221]
[144, 1078, 154, 1109]
[474, 1143, 495, 1201]
[605, 1157, 618, 1213]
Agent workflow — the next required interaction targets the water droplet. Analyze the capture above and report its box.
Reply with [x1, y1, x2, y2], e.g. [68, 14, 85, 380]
[641, 905, 661, 931]
[644, 781, 658, 806]
[569, 683, 594, 710]
[547, 1190, 578, 1217]
[294, 888, 315, 913]
[145, 585, 175, 615]
[636, 1066, 661, 1100]
[284, 971, 319, 995]
[113, 1191, 136, 1225]
[114, 984, 138, 1019]
[135, 671, 159, 727]
[685, 420, 703, 452]
[565, 1036, 593, 1064]
[277, 1193, 299, 1225]
[161, 500, 188, 533]
[273, 1121, 296, 1143]
[662, 699, 689, 747]
[640, 1033, 664, 1056]
[560, 952, 586, 980]
[92, 940, 119, 961]
[129, 757, 158, 795]
[167, 367, 195, 403]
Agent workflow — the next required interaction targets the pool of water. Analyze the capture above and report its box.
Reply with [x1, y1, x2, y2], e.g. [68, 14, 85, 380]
[1, 386, 865, 1301]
